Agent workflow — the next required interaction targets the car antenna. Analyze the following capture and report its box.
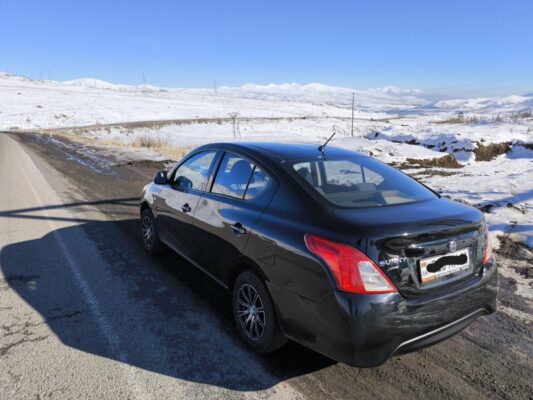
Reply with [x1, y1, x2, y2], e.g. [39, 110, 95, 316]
[318, 126, 336, 154]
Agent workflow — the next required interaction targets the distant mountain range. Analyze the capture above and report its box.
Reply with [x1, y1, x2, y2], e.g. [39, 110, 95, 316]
[1, 72, 531, 114]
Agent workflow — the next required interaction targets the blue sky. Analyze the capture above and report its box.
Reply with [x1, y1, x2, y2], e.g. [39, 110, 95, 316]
[1, 0, 532, 96]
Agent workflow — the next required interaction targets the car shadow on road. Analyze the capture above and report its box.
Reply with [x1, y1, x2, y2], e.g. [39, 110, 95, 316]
[0, 197, 140, 224]
[1, 210, 336, 391]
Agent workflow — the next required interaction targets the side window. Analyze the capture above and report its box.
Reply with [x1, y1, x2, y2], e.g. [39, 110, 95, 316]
[294, 161, 315, 185]
[172, 151, 216, 191]
[245, 165, 274, 200]
[212, 153, 254, 199]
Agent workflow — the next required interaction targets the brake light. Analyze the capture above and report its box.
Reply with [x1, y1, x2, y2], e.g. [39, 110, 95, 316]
[483, 229, 492, 264]
[304, 234, 397, 294]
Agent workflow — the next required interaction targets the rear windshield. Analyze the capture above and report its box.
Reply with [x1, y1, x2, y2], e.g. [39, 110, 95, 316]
[290, 157, 437, 208]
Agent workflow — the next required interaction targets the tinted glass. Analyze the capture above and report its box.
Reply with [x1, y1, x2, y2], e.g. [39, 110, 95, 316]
[244, 166, 274, 200]
[292, 157, 436, 208]
[324, 160, 364, 185]
[172, 151, 216, 191]
[212, 153, 254, 199]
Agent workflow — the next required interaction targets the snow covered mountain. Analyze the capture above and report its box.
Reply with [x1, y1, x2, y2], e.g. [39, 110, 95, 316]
[185, 82, 429, 111]
[60, 76, 432, 110]
[59, 77, 533, 113]
[0, 72, 531, 131]
[434, 94, 533, 113]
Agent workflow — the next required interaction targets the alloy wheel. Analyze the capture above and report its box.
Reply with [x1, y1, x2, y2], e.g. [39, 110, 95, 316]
[236, 283, 266, 341]
[142, 215, 153, 248]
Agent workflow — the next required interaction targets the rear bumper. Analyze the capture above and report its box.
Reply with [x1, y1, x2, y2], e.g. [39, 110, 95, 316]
[276, 259, 498, 367]
[392, 308, 488, 356]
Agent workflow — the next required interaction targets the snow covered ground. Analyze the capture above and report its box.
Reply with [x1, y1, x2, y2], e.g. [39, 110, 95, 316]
[1, 72, 531, 247]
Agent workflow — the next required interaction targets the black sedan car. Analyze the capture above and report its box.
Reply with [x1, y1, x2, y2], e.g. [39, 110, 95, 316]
[140, 142, 497, 367]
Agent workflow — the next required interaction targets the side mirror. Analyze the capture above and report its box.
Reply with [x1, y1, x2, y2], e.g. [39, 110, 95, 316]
[153, 171, 168, 185]
[175, 176, 193, 189]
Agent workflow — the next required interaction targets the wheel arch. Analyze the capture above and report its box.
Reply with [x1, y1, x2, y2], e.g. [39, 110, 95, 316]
[228, 256, 288, 350]
[140, 200, 151, 216]
[227, 256, 268, 291]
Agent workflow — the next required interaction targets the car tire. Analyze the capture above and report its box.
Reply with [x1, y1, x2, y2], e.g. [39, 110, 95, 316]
[141, 209, 164, 254]
[232, 271, 287, 353]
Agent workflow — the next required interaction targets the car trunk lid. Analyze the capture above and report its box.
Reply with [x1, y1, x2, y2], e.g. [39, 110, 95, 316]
[333, 198, 487, 297]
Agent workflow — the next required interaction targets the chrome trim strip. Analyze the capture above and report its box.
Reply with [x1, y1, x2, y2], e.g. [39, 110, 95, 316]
[396, 308, 486, 350]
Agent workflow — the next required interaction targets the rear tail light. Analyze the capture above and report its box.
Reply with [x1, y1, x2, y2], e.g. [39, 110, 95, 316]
[304, 234, 397, 294]
[483, 228, 492, 264]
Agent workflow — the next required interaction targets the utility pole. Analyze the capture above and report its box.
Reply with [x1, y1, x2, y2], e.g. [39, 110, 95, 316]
[350, 92, 355, 137]
[213, 78, 217, 96]
[229, 113, 239, 138]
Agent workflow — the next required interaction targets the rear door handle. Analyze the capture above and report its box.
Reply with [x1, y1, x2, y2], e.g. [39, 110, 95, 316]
[181, 203, 192, 213]
[230, 222, 247, 235]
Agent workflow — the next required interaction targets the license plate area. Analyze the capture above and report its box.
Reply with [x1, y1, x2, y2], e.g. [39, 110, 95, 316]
[419, 248, 470, 284]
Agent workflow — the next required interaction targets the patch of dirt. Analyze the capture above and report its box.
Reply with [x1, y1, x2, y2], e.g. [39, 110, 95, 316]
[496, 234, 533, 263]
[117, 159, 175, 170]
[473, 142, 511, 161]
[410, 169, 460, 177]
[495, 235, 533, 319]
[390, 138, 420, 146]
[452, 147, 472, 153]
[470, 198, 527, 215]
[395, 154, 463, 169]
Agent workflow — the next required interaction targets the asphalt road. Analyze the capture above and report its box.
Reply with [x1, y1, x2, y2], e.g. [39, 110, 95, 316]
[1, 132, 532, 400]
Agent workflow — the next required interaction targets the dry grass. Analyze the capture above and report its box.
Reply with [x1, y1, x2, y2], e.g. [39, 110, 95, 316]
[434, 115, 486, 125]
[510, 110, 532, 122]
[396, 154, 463, 169]
[433, 117, 463, 125]
[132, 134, 167, 148]
[131, 134, 192, 160]
[473, 142, 511, 161]
[435, 110, 531, 125]
[34, 127, 193, 161]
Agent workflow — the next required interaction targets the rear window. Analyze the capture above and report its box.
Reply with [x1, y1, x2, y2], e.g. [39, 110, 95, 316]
[291, 157, 436, 208]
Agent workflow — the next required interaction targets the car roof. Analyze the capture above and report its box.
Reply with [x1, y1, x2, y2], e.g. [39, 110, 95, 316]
[199, 142, 365, 163]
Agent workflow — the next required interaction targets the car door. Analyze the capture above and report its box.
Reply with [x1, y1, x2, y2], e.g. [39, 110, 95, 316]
[192, 151, 277, 283]
[153, 150, 218, 261]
